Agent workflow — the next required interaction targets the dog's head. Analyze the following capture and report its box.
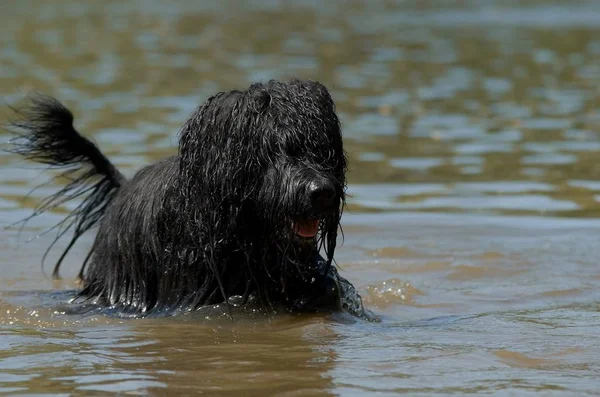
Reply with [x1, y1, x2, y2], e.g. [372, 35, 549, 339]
[177, 79, 346, 295]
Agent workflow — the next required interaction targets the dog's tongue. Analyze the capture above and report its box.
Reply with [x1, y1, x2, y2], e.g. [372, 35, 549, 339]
[295, 219, 319, 238]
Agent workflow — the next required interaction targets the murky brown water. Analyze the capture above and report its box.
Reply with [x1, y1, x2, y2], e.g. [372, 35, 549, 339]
[2, 0, 600, 395]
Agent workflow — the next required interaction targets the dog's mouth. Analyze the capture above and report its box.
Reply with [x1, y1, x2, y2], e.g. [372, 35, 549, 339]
[293, 219, 320, 239]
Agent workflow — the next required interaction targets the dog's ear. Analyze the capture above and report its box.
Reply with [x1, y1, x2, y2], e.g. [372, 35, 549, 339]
[288, 79, 333, 101]
[250, 87, 272, 114]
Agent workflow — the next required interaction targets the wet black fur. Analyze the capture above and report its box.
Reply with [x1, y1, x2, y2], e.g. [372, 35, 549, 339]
[6, 79, 367, 317]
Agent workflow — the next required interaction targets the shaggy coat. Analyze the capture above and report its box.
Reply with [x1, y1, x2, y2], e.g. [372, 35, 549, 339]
[8, 79, 367, 318]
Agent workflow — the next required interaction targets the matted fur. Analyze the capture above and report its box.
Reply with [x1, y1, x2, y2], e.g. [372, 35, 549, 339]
[6, 79, 368, 318]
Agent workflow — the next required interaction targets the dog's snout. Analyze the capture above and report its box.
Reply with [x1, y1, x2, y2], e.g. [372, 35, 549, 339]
[308, 179, 336, 214]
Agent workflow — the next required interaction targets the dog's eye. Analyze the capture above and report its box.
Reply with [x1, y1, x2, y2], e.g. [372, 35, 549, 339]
[326, 148, 335, 161]
[282, 139, 302, 158]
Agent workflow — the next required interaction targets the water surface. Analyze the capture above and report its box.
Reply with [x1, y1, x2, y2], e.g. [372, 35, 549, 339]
[2, 0, 600, 395]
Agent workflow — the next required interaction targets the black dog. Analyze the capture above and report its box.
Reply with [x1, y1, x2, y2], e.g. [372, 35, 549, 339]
[7, 79, 369, 318]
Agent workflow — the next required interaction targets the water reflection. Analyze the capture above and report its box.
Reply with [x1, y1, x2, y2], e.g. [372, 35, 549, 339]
[0, 295, 339, 396]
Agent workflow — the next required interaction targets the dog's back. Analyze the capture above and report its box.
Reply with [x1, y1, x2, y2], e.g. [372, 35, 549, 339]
[80, 157, 180, 311]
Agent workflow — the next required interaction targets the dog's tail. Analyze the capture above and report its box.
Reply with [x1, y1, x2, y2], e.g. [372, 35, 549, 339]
[6, 94, 125, 279]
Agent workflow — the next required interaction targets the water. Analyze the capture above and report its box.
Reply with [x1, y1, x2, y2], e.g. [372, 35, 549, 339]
[2, 0, 600, 395]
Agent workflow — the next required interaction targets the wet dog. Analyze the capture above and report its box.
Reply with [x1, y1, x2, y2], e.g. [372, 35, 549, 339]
[7, 79, 368, 318]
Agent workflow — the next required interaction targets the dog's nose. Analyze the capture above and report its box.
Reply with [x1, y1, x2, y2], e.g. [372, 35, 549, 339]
[308, 179, 336, 214]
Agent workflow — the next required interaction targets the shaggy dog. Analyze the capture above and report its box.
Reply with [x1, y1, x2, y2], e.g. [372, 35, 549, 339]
[7, 79, 368, 318]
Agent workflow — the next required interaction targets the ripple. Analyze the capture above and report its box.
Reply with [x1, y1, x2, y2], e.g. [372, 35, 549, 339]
[453, 181, 554, 194]
[357, 152, 385, 162]
[483, 77, 512, 95]
[345, 114, 398, 139]
[490, 103, 532, 119]
[349, 183, 446, 199]
[365, 279, 424, 308]
[522, 153, 577, 165]
[358, 90, 409, 108]
[486, 129, 523, 142]
[451, 156, 483, 165]
[389, 157, 444, 170]
[454, 142, 513, 154]
[352, 193, 578, 212]
[569, 180, 600, 190]
[520, 118, 572, 130]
